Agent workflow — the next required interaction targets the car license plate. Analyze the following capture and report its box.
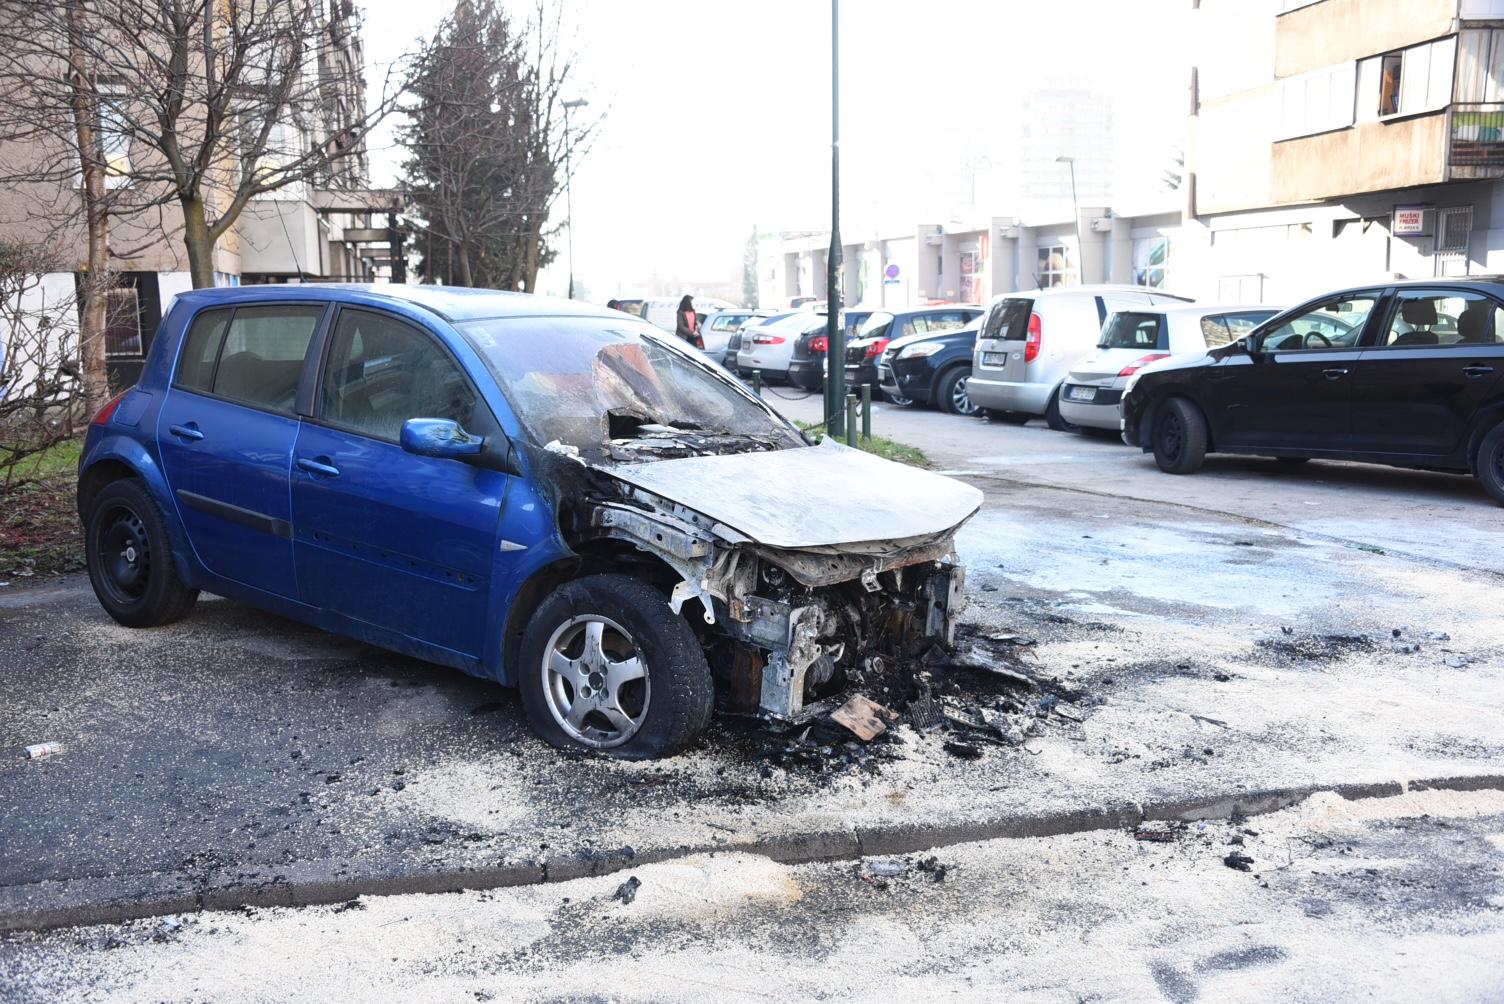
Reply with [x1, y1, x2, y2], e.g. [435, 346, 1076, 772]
[1066, 385, 1097, 402]
[982, 352, 1008, 366]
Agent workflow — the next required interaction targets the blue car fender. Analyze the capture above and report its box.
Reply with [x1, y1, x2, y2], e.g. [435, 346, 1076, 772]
[79, 431, 204, 589]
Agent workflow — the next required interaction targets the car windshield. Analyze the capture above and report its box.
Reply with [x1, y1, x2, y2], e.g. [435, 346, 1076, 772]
[1099, 312, 1165, 350]
[458, 316, 804, 461]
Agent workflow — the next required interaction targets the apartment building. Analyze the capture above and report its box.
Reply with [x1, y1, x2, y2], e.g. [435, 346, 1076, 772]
[0, 0, 401, 389]
[1183, 0, 1504, 305]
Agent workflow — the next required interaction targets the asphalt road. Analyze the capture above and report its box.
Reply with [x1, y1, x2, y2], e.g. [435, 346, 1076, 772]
[2, 395, 1503, 996]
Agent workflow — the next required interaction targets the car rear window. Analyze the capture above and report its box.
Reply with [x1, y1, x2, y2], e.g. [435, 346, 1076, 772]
[858, 312, 894, 340]
[1099, 312, 1166, 350]
[985, 298, 1034, 341]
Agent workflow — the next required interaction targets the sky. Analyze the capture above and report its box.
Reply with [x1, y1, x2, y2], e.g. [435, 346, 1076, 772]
[359, 0, 1190, 300]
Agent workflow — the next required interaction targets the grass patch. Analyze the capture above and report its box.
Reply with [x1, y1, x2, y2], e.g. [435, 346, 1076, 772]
[797, 421, 928, 468]
[1, 437, 84, 580]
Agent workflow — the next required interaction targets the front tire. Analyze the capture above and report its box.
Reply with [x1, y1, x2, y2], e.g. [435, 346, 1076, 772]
[84, 479, 199, 628]
[1045, 386, 1078, 432]
[1476, 422, 1504, 505]
[882, 389, 914, 407]
[518, 574, 713, 759]
[1152, 397, 1208, 474]
[936, 366, 978, 416]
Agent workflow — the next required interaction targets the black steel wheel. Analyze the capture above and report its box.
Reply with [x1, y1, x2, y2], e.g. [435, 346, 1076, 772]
[1151, 397, 1208, 475]
[84, 479, 199, 627]
[1477, 422, 1504, 505]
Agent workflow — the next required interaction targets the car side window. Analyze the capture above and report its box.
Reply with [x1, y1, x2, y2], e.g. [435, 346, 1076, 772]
[1259, 296, 1376, 352]
[1200, 316, 1233, 347]
[319, 309, 478, 443]
[209, 305, 324, 414]
[174, 308, 233, 391]
[1378, 292, 1498, 347]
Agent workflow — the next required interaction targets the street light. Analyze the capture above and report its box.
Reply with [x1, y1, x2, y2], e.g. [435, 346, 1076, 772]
[1056, 155, 1082, 285]
[562, 97, 589, 299]
[825, 0, 845, 436]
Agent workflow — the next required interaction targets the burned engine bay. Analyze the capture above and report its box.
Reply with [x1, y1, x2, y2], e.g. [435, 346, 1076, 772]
[539, 431, 982, 722]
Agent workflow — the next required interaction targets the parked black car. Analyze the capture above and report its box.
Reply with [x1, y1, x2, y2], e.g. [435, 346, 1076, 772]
[782, 309, 879, 390]
[1121, 279, 1504, 503]
[843, 306, 983, 400]
[877, 315, 985, 414]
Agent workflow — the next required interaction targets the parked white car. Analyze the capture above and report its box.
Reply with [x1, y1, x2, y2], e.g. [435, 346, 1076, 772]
[702, 308, 775, 364]
[1058, 304, 1281, 432]
[638, 296, 738, 335]
[735, 312, 819, 379]
[968, 285, 1194, 429]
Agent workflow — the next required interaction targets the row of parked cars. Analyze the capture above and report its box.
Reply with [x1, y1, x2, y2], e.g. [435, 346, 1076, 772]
[697, 278, 1504, 505]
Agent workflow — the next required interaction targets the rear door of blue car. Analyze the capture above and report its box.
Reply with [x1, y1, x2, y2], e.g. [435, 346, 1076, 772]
[156, 301, 328, 597]
[288, 305, 506, 660]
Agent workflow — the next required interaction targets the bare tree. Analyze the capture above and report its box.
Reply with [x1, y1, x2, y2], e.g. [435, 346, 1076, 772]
[0, 0, 405, 290]
[402, 0, 596, 290]
[0, 242, 81, 492]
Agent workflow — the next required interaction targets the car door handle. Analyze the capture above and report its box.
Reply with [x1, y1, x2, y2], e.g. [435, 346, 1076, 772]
[1463, 364, 1495, 378]
[296, 457, 341, 478]
[1322, 368, 1349, 380]
[168, 423, 204, 441]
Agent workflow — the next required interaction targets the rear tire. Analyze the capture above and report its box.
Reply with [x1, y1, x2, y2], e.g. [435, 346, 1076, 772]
[1151, 397, 1208, 475]
[84, 479, 199, 628]
[1476, 423, 1504, 505]
[1045, 387, 1078, 432]
[518, 574, 713, 759]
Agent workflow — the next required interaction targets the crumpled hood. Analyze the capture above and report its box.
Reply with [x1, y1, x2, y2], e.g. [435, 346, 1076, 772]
[602, 437, 983, 550]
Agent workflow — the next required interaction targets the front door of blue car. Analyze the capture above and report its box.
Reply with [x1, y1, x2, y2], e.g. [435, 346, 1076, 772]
[157, 302, 328, 597]
[290, 306, 507, 661]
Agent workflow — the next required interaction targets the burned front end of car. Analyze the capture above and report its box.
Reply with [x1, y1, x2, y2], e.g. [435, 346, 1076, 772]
[576, 448, 976, 721]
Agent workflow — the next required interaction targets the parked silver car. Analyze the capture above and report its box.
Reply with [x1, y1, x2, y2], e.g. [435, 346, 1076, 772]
[968, 285, 1193, 429]
[1058, 304, 1280, 431]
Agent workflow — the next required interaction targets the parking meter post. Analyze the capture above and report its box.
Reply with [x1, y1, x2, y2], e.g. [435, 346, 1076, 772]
[752, 370, 762, 398]
[861, 383, 871, 441]
[845, 394, 857, 448]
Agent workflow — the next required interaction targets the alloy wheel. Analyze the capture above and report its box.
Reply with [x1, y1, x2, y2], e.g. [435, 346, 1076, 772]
[951, 376, 977, 415]
[540, 614, 650, 749]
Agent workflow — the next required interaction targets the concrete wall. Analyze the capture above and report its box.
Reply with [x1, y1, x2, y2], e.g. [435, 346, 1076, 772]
[1270, 113, 1450, 204]
[1193, 86, 1279, 215]
[1275, 0, 1458, 79]
[238, 201, 325, 278]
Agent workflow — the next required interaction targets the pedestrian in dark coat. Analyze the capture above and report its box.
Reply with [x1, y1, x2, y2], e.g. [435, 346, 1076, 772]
[675, 295, 702, 348]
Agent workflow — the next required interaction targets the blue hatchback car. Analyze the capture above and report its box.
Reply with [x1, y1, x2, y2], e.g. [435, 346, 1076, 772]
[79, 286, 981, 757]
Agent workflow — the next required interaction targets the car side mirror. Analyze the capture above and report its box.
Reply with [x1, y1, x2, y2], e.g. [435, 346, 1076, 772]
[401, 417, 486, 461]
[402, 417, 523, 475]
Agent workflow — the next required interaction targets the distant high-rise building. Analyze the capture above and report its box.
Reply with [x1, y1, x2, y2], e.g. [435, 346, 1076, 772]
[1015, 89, 1115, 210]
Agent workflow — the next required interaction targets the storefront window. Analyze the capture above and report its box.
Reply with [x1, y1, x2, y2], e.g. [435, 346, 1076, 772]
[1036, 244, 1076, 287]
[1133, 237, 1171, 289]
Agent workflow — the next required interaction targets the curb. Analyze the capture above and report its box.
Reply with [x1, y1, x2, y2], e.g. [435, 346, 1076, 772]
[5, 772, 1503, 935]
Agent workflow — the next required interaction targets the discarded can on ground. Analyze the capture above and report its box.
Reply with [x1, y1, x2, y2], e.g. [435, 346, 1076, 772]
[24, 741, 63, 760]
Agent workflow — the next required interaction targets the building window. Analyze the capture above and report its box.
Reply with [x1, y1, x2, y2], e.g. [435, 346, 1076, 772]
[1276, 62, 1356, 140]
[1133, 237, 1170, 288]
[1362, 37, 1456, 120]
[1456, 29, 1504, 103]
[104, 287, 142, 358]
[1036, 244, 1076, 287]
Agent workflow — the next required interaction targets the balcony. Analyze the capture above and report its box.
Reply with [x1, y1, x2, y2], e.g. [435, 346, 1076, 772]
[1450, 104, 1504, 179]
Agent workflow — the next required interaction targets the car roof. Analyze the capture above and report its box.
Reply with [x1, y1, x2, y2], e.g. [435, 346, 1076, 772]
[1117, 303, 1281, 318]
[170, 284, 622, 324]
[994, 284, 1194, 302]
